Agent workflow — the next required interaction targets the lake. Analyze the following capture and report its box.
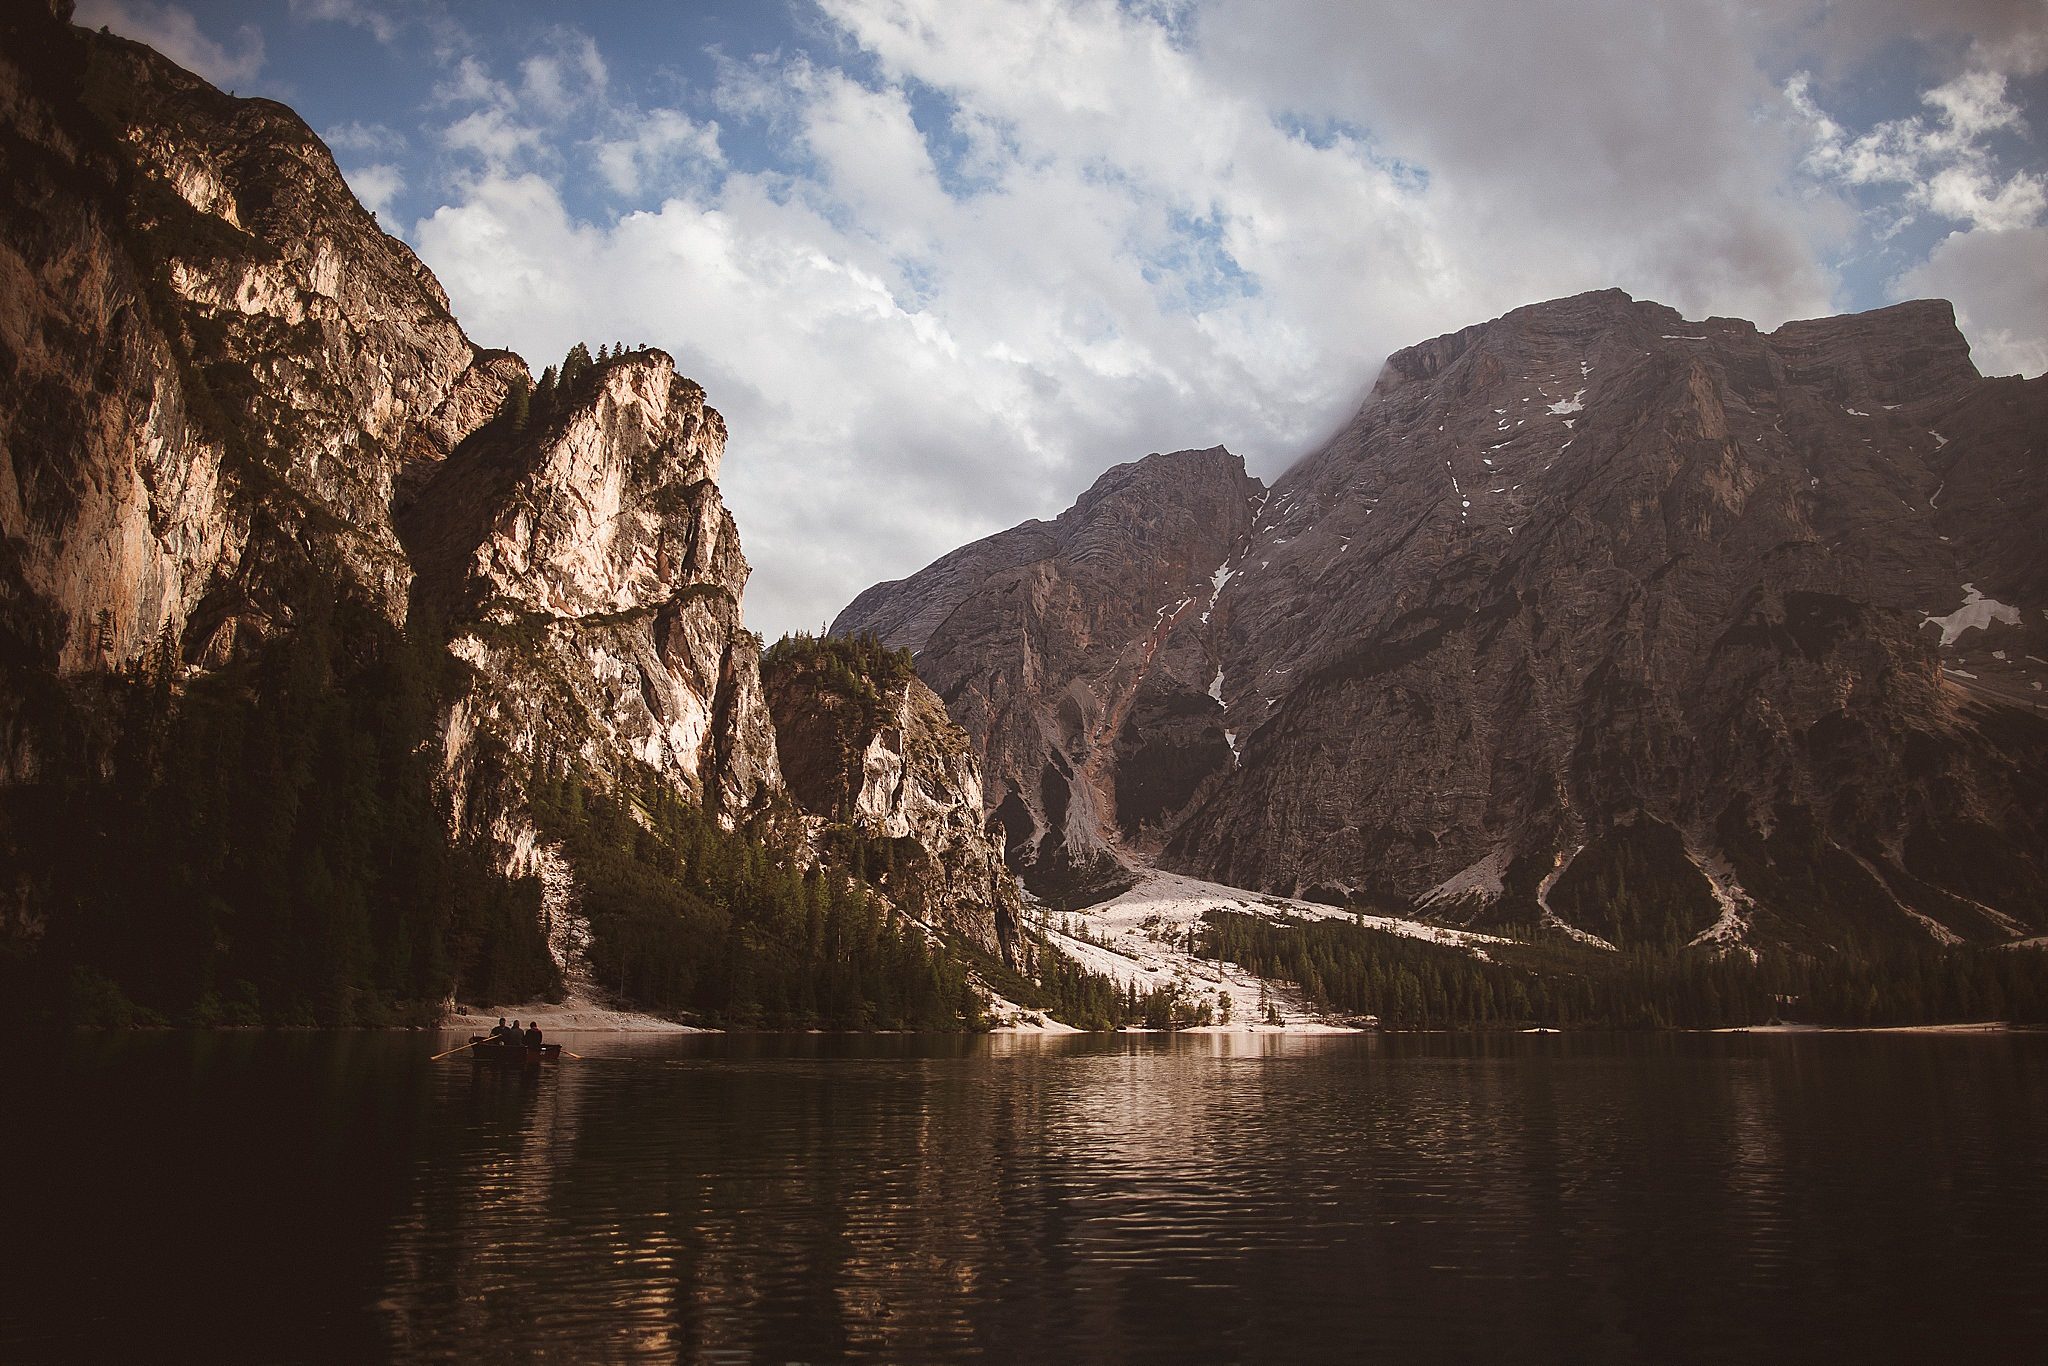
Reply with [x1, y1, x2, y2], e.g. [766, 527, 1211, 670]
[3, 1030, 2045, 1364]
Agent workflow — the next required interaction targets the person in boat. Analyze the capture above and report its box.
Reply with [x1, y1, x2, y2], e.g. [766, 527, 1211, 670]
[524, 1021, 544, 1050]
[489, 1016, 513, 1043]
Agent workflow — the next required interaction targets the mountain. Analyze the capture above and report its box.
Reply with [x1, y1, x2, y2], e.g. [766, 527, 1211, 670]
[838, 289, 2048, 954]
[836, 446, 1263, 904]
[760, 634, 1027, 966]
[0, 2, 1016, 1026]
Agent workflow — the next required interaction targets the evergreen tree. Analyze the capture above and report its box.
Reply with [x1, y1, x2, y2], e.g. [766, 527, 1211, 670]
[504, 374, 531, 430]
[560, 342, 594, 391]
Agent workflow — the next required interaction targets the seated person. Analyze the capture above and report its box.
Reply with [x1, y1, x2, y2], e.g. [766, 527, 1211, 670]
[524, 1022, 544, 1049]
[488, 1016, 513, 1042]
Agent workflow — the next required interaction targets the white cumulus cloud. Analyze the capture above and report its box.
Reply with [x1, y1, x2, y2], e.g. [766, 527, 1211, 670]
[382, 0, 2043, 635]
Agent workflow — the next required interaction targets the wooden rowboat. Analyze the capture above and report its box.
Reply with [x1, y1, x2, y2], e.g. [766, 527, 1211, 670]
[466, 1034, 562, 1065]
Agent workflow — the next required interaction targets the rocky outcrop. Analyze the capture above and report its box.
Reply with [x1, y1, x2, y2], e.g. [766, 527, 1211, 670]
[401, 350, 780, 841]
[762, 638, 1025, 964]
[0, 4, 516, 729]
[833, 448, 1265, 905]
[845, 291, 2048, 952]
[0, 10, 780, 954]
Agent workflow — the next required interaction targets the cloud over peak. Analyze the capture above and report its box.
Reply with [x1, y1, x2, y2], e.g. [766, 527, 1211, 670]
[76, 0, 2048, 638]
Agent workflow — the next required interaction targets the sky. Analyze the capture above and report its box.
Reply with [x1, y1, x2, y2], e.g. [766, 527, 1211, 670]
[77, 0, 2048, 641]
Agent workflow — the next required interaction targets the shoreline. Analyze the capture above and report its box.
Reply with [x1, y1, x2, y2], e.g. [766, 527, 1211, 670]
[32, 1018, 2043, 1036]
[444, 1000, 713, 1034]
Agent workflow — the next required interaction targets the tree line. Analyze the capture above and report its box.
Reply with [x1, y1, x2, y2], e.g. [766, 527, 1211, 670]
[1, 595, 558, 1028]
[1202, 911, 2048, 1029]
[498, 340, 652, 434]
[762, 631, 916, 711]
[529, 759, 987, 1030]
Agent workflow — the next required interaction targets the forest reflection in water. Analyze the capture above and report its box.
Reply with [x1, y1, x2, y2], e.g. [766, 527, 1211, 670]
[5, 1030, 2047, 1364]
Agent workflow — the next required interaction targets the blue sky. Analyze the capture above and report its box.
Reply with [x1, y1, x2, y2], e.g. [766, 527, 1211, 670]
[78, 0, 2048, 639]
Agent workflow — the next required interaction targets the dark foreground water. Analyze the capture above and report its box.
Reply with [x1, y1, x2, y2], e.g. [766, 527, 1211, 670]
[3, 1030, 2046, 1364]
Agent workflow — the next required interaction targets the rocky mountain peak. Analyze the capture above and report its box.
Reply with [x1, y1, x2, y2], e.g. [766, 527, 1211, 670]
[395, 345, 778, 835]
[403, 348, 733, 624]
[834, 445, 1265, 904]
[849, 290, 2048, 951]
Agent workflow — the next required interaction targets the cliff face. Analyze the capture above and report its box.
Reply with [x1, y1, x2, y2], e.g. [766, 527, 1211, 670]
[845, 292, 2048, 952]
[834, 447, 1265, 905]
[0, 9, 781, 995]
[401, 351, 780, 856]
[762, 640, 1024, 965]
[0, 7, 510, 727]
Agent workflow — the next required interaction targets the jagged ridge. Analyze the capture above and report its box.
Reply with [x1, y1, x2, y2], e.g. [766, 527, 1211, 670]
[844, 290, 2048, 953]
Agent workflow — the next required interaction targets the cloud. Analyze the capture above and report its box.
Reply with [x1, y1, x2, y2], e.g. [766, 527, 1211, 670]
[287, 0, 395, 45]
[520, 33, 608, 116]
[396, 0, 2041, 639]
[75, 0, 264, 86]
[1897, 225, 2048, 376]
[441, 106, 545, 168]
[326, 119, 408, 157]
[1790, 66, 2046, 233]
[430, 33, 624, 181]
[434, 54, 513, 109]
[1193, 0, 1844, 328]
[594, 110, 723, 198]
[1772, 0, 2048, 80]
[341, 162, 404, 218]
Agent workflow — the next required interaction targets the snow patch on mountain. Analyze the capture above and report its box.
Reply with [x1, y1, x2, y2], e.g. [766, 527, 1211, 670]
[1038, 868, 1512, 1031]
[1534, 846, 1618, 950]
[1417, 849, 1507, 911]
[1924, 583, 2020, 646]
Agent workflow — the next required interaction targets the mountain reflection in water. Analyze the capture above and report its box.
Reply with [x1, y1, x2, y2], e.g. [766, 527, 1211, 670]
[5, 1031, 2046, 1364]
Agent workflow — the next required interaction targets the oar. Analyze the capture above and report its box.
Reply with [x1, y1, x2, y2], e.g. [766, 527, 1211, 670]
[429, 1038, 485, 1061]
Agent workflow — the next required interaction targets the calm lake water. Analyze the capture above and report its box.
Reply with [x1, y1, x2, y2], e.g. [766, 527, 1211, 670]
[3, 1030, 2046, 1364]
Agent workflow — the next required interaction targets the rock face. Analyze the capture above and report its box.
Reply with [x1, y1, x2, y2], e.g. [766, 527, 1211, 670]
[0, 6, 508, 725]
[401, 350, 780, 846]
[842, 291, 2048, 951]
[0, 11, 776, 935]
[834, 448, 1264, 904]
[761, 640, 1024, 964]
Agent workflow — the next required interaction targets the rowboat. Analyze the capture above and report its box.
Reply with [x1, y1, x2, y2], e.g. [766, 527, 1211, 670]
[466, 1034, 562, 1065]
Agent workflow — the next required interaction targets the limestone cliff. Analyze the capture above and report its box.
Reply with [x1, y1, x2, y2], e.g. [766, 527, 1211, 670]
[401, 349, 781, 855]
[0, 3, 512, 725]
[0, 6, 786, 1009]
[761, 636, 1025, 965]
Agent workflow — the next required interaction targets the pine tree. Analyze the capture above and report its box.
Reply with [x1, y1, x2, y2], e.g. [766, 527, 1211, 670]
[561, 342, 594, 391]
[504, 374, 531, 431]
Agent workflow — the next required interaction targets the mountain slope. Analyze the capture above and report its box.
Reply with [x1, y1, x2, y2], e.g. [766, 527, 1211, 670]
[844, 290, 2048, 953]
[834, 446, 1264, 904]
[761, 634, 1027, 966]
[0, 4, 1011, 1025]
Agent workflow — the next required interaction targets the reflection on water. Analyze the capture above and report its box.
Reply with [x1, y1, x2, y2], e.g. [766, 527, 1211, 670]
[5, 1031, 2048, 1363]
